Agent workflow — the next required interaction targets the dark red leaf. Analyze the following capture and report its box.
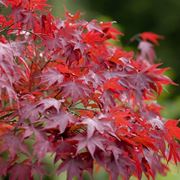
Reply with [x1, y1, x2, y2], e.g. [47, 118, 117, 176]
[57, 153, 93, 180]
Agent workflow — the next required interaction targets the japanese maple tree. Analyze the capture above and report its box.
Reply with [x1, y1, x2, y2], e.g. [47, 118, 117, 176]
[0, 0, 180, 180]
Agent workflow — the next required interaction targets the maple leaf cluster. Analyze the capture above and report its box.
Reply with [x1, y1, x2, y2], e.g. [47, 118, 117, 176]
[0, 0, 180, 180]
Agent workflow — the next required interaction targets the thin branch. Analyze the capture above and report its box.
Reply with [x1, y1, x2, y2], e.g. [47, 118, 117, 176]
[0, 112, 14, 120]
[0, 23, 14, 34]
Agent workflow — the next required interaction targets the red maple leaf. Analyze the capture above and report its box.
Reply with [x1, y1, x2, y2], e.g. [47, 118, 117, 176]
[165, 120, 180, 140]
[0, 1, 179, 179]
[140, 32, 164, 45]
[9, 162, 32, 180]
[57, 153, 93, 180]
[74, 133, 105, 158]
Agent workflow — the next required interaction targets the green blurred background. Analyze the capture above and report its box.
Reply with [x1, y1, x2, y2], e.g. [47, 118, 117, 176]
[46, 0, 180, 179]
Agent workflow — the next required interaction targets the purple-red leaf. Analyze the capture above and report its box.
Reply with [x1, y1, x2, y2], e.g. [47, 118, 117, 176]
[57, 153, 93, 180]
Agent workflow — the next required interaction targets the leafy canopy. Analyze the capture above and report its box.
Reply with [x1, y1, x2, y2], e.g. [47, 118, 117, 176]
[0, 0, 179, 180]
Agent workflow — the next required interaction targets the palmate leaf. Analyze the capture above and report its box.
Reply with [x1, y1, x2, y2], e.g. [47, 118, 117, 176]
[40, 68, 64, 87]
[103, 78, 126, 91]
[0, 41, 25, 104]
[95, 150, 136, 180]
[0, 0, 179, 180]
[74, 133, 105, 158]
[82, 117, 105, 138]
[57, 152, 93, 180]
[100, 21, 124, 40]
[0, 42, 20, 83]
[86, 20, 103, 33]
[140, 32, 163, 45]
[37, 98, 63, 113]
[9, 162, 32, 180]
[61, 81, 91, 102]
[44, 111, 74, 134]
[19, 98, 63, 123]
[81, 116, 114, 138]
[19, 102, 42, 123]
[33, 130, 52, 161]
[100, 90, 116, 112]
[55, 140, 76, 162]
[8, 160, 45, 180]
[165, 120, 180, 140]
[0, 133, 29, 159]
[80, 70, 105, 88]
